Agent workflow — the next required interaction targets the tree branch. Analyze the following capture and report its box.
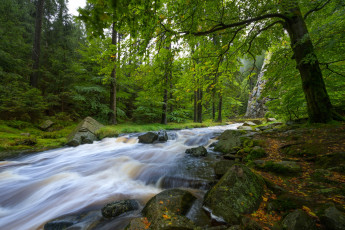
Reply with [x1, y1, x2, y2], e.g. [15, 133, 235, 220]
[189, 13, 288, 36]
[304, 0, 332, 20]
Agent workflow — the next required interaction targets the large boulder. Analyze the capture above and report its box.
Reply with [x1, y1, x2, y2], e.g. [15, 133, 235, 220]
[157, 130, 168, 142]
[243, 121, 257, 126]
[282, 209, 317, 230]
[140, 189, 197, 229]
[39, 120, 55, 131]
[66, 117, 103, 146]
[214, 130, 243, 154]
[44, 210, 102, 230]
[101, 199, 139, 218]
[213, 160, 236, 179]
[237, 126, 254, 131]
[138, 132, 158, 144]
[203, 164, 264, 224]
[320, 206, 345, 230]
[185, 146, 208, 157]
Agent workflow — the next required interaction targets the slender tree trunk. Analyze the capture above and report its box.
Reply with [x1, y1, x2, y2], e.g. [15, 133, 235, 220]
[212, 90, 216, 120]
[194, 90, 198, 122]
[161, 86, 168, 124]
[217, 93, 222, 122]
[109, 23, 117, 125]
[161, 42, 171, 124]
[283, 2, 334, 123]
[197, 88, 203, 123]
[30, 0, 44, 88]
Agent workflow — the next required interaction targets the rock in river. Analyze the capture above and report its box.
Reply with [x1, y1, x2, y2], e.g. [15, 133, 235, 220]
[138, 132, 158, 144]
[203, 164, 264, 224]
[130, 188, 197, 229]
[213, 130, 243, 154]
[102, 199, 139, 218]
[185, 146, 208, 157]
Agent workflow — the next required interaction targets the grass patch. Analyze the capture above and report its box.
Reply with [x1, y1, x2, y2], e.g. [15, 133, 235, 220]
[0, 120, 76, 160]
[97, 120, 226, 139]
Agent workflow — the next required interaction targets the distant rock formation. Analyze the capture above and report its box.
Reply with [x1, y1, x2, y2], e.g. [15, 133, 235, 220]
[244, 59, 270, 118]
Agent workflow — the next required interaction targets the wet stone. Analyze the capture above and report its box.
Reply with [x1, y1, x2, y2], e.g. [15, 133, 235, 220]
[102, 199, 139, 218]
[185, 146, 208, 157]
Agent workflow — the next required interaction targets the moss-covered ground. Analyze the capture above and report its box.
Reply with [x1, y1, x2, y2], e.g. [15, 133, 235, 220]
[0, 120, 77, 160]
[244, 121, 345, 228]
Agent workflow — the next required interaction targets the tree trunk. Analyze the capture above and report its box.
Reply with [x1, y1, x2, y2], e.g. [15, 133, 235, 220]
[197, 88, 203, 123]
[30, 0, 44, 88]
[284, 2, 333, 123]
[217, 93, 222, 122]
[161, 87, 168, 124]
[194, 90, 198, 122]
[212, 90, 216, 120]
[109, 23, 117, 125]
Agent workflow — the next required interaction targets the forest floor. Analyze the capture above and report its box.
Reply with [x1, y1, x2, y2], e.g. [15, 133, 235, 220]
[246, 121, 345, 229]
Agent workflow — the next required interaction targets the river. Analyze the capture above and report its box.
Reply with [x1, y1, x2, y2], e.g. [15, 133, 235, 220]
[0, 123, 241, 229]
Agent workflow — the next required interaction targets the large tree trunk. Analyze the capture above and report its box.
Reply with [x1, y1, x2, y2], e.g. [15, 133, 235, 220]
[109, 23, 117, 125]
[30, 0, 44, 88]
[284, 2, 333, 123]
[194, 90, 198, 122]
[217, 93, 222, 122]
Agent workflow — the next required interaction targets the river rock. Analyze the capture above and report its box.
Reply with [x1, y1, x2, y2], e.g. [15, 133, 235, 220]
[213, 160, 236, 179]
[44, 210, 102, 230]
[185, 146, 208, 157]
[102, 199, 139, 218]
[203, 164, 264, 224]
[282, 209, 317, 230]
[258, 125, 271, 131]
[243, 121, 257, 126]
[67, 117, 103, 146]
[39, 120, 55, 131]
[266, 118, 277, 122]
[214, 130, 243, 154]
[141, 189, 197, 229]
[237, 126, 254, 131]
[320, 206, 345, 230]
[252, 120, 263, 125]
[138, 132, 158, 144]
[157, 130, 168, 142]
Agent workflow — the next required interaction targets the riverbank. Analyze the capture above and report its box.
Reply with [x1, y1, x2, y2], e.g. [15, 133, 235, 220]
[0, 119, 227, 160]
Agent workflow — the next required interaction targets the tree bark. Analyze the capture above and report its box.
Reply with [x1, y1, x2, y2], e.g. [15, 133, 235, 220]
[194, 90, 198, 122]
[283, 2, 333, 123]
[109, 23, 117, 125]
[30, 0, 44, 88]
[217, 93, 222, 122]
[197, 88, 203, 123]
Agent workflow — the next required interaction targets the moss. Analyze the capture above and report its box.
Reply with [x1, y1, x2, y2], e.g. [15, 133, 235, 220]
[0, 121, 76, 160]
[245, 147, 267, 161]
[260, 161, 300, 175]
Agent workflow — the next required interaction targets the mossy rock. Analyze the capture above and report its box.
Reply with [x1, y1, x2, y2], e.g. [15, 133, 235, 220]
[316, 152, 345, 169]
[319, 206, 345, 230]
[213, 160, 236, 179]
[254, 160, 301, 175]
[214, 130, 243, 154]
[282, 209, 317, 230]
[101, 199, 139, 218]
[203, 164, 264, 224]
[245, 146, 267, 161]
[141, 189, 196, 229]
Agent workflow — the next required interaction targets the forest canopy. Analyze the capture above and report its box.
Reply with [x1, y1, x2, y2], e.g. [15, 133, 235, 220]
[0, 0, 344, 124]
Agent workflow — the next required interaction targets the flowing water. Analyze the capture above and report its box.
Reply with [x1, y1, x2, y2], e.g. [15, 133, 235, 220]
[0, 124, 241, 230]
